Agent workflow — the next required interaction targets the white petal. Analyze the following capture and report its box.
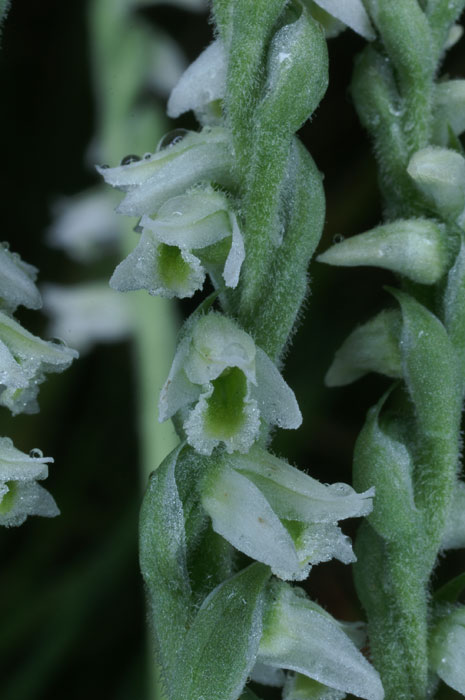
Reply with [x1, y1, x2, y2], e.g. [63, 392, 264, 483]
[0, 244, 41, 313]
[259, 586, 384, 700]
[201, 465, 301, 576]
[0, 481, 59, 528]
[43, 283, 132, 354]
[48, 189, 118, 262]
[253, 348, 302, 429]
[140, 188, 232, 250]
[158, 334, 201, 422]
[232, 447, 374, 523]
[184, 313, 256, 385]
[312, 0, 375, 40]
[0, 436, 52, 483]
[251, 661, 286, 687]
[115, 140, 235, 217]
[222, 211, 245, 288]
[110, 229, 206, 299]
[167, 39, 227, 118]
[184, 385, 260, 455]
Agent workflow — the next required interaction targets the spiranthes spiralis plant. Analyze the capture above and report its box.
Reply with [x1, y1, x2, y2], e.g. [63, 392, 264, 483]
[98, 1, 395, 699]
[317, 1, 465, 699]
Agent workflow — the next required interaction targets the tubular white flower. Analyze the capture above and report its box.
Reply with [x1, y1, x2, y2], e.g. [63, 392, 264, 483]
[0, 437, 59, 527]
[110, 186, 245, 299]
[0, 310, 78, 415]
[0, 243, 41, 314]
[430, 606, 465, 696]
[159, 313, 301, 454]
[201, 445, 374, 580]
[258, 583, 384, 700]
[167, 39, 226, 124]
[97, 127, 236, 217]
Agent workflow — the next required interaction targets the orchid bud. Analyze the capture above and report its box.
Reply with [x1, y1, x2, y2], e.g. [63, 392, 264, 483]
[407, 147, 465, 220]
[159, 313, 301, 454]
[317, 219, 447, 285]
[325, 310, 402, 387]
[201, 445, 373, 580]
[0, 437, 59, 527]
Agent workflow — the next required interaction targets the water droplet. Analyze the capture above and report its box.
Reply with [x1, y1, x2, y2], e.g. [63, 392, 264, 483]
[120, 154, 141, 166]
[143, 152, 152, 160]
[50, 337, 68, 347]
[1, 241, 10, 250]
[156, 128, 190, 152]
[333, 234, 345, 244]
[29, 448, 43, 459]
[100, 164, 110, 169]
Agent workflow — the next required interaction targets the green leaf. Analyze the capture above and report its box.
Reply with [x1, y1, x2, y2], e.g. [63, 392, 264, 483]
[139, 445, 193, 690]
[175, 563, 271, 700]
[443, 237, 465, 385]
[353, 390, 420, 544]
[389, 288, 461, 554]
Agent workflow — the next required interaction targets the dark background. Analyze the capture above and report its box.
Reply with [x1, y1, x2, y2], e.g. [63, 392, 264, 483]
[0, 1, 464, 698]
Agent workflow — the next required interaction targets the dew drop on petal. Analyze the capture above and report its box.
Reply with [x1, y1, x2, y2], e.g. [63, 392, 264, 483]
[100, 164, 110, 169]
[333, 234, 345, 244]
[156, 128, 190, 152]
[120, 154, 141, 166]
[29, 448, 43, 459]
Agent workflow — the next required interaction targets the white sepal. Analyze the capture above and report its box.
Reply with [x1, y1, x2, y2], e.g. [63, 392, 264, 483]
[284, 672, 346, 699]
[167, 39, 226, 119]
[43, 282, 132, 354]
[0, 243, 41, 314]
[0, 437, 58, 528]
[0, 310, 78, 415]
[430, 606, 465, 696]
[201, 446, 373, 579]
[312, 0, 375, 40]
[48, 188, 118, 262]
[258, 584, 384, 700]
[97, 127, 235, 217]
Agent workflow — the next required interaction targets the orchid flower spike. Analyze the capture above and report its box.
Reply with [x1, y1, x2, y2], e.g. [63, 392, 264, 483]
[0, 437, 59, 527]
[159, 312, 301, 454]
[201, 445, 374, 580]
[110, 185, 245, 299]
